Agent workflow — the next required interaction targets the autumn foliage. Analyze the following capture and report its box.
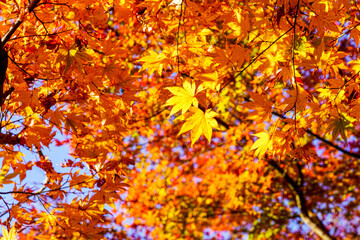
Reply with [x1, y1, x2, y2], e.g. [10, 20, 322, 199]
[0, 0, 360, 239]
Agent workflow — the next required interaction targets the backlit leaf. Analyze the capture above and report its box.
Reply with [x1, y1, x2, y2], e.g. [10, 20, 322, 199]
[164, 81, 202, 116]
[251, 131, 272, 157]
[1, 226, 17, 240]
[178, 107, 219, 146]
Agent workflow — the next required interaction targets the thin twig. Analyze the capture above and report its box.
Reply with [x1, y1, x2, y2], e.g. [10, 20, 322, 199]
[2, 0, 42, 44]
[292, 0, 301, 130]
[219, 26, 294, 92]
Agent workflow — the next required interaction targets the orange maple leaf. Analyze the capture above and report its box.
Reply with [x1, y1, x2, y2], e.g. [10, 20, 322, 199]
[243, 91, 273, 121]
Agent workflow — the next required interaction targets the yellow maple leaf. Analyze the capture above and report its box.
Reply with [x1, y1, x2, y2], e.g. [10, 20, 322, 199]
[349, 59, 360, 74]
[138, 51, 168, 76]
[164, 81, 203, 116]
[1, 226, 17, 240]
[178, 107, 219, 146]
[251, 131, 272, 157]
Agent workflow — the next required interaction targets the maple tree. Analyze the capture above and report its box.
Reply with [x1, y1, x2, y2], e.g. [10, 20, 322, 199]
[0, 0, 360, 239]
[119, 0, 360, 240]
[0, 0, 140, 239]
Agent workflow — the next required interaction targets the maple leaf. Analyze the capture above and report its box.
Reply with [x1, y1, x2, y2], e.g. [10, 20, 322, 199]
[56, 45, 92, 73]
[281, 87, 310, 113]
[243, 91, 273, 121]
[114, 0, 132, 23]
[178, 107, 219, 146]
[349, 99, 360, 121]
[1, 226, 17, 240]
[251, 131, 272, 157]
[139, 50, 170, 76]
[2, 0, 360, 239]
[0, 171, 20, 185]
[164, 81, 203, 116]
[326, 115, 354, 144]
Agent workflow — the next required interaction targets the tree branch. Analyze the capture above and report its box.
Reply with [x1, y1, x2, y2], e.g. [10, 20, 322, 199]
[219, 26, 294, 92]
[0, 132, 22, 145]
[268, 160, 336, 240]
[1, 0, 42, 44]
[271, 111, 360, 159]
[241, 95, 360, 159]
[0, 41, 8, 107]
[0, 0, 41, 107]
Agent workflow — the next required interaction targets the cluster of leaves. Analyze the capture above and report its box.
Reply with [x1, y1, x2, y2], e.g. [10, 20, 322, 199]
[119, 0, 360, 239]
[1, 0, 360, 239]
[0, 0, 146, 239]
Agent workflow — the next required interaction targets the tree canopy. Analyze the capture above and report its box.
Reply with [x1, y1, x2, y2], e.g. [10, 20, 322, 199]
[0, 0, 360, 239]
